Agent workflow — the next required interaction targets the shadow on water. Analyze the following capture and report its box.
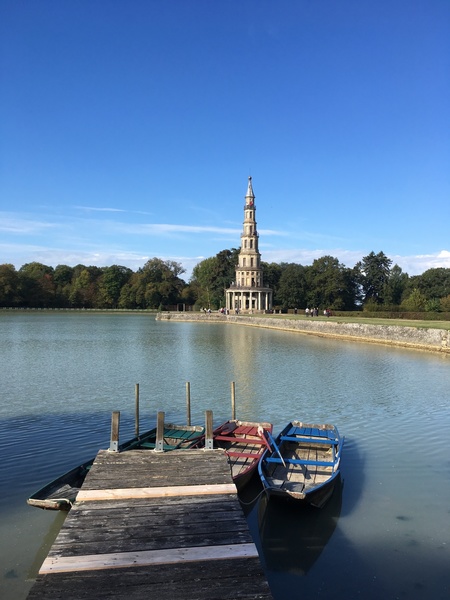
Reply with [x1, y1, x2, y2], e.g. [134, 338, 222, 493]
[238, 441, 372, 600]
[240, 471, 344, 573]
[27, 511, 66, 580]
[339, 437, 365, 516]
[257, 475, 344, 576]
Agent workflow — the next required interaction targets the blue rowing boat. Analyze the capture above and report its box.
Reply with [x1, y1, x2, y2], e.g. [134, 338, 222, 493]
[258, 421, 343, 508]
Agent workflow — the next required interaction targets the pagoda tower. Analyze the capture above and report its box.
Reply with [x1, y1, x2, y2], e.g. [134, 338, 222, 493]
[225, 177, 273, 313]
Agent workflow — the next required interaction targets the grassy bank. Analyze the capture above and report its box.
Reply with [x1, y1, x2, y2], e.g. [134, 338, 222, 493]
[248, 313, 450, 331]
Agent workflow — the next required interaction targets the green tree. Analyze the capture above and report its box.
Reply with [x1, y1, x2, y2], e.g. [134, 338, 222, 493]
[69, 268, 92, 307]
[440, 295, 450, 311]
[383, 264, 409, 306]
[277, 263, 307, 309]
[191, 257, 218, 309]
[18, 262, 55, 307]
[261, 262, 285, 305]
[98, 265, 133, 308]
[118, 281, 137, 309]
[53, 264, 74, 307]
[133, 258, 186, 308]
[425, 298, 441, 312]
[356, 251, 392, 306]
[416, 268, 450, 300]
[400, 288, 427, 311]
[0, 264, 21, 307]
[306, 255, 356, 310]
[190, 248, 239, 309]
[215, 248, 240, 290]
[69, 266, 102, 308]
[179, 283, 198, 308]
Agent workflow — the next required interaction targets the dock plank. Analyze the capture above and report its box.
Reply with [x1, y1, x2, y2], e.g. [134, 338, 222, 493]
[27, 448, 272, 599]
[28, 560, 270, 599]
[40, 542, 259, 573]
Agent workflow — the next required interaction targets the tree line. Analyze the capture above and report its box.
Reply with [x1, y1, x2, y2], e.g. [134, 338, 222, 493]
[1, 251, 450, 312]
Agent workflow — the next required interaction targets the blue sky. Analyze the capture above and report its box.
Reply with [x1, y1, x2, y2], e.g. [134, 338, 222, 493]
[1, 1, 449, 281]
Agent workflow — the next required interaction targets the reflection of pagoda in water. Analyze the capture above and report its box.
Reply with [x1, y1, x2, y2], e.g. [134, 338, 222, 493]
[225, 177, 273, 313]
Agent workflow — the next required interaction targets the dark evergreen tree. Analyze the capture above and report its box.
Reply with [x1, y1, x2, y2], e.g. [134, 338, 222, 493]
[383, 264, 409, 306]
[356, 251, 392, 305]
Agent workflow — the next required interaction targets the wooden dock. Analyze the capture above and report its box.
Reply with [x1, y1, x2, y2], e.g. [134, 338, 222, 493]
[27, 448, 272, 599]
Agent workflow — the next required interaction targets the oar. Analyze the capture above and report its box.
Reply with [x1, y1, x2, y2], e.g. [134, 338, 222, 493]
[266, 430, 287, 468]
[257, 426, 272, 453]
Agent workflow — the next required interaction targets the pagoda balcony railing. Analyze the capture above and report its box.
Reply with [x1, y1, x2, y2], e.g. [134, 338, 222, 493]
[226, 283, 271, 291]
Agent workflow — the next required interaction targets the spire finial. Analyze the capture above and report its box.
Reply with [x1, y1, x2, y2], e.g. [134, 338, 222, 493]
[245, 176, 255, 204]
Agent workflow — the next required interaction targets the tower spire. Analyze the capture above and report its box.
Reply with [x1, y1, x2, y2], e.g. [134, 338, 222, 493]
[245, 176, 255, 205]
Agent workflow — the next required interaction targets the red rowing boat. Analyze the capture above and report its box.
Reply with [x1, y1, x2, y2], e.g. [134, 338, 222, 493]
[208, 420, 273, 490]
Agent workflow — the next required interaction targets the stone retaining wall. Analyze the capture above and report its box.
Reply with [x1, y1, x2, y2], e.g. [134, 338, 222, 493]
[156, 312, 450, 354]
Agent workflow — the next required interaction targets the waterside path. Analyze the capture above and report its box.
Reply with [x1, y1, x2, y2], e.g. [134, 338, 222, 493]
[157, 312, 450, 354]
[27, 449, 272, 600]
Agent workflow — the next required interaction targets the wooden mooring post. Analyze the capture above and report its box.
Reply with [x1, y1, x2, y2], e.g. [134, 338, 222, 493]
[135, 383, 140, 438]
[154, 411, 165, 452]
[231, 381, 236, 420]
[186, 381, 191, 425]
[205, 409, 214, 449]
[109, 411, 120, 452]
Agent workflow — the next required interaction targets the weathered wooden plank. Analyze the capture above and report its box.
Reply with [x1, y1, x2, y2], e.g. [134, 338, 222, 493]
[58, 499, 245, 528]
[64, 499, 243, 523]
[50, 506, 253, 553]
[83, 449, 233, 490]
[77, 482, 236, 501]
[56, 511, 247, 534]
[29, 559, 272, 599]
[49, 532, 255, 558]
[53, 525, 251, 547]
[41, 542, 259, 573]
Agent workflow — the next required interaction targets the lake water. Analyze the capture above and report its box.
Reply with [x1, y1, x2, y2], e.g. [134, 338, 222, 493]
[1, 312, 449, 599]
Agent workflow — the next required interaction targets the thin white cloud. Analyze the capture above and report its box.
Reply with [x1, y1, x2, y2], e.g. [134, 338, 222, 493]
[1, 209, 287, 239]
[108, 222, 286, 237]
[73, 206, 154, 216]
[106, 222, 242, 236]
[73, 206, 126, 213]
[0, 214, 56, 234]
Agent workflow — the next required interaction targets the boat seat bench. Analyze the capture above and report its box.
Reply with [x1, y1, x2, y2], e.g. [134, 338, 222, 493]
[287, 426, 332, 435]
[164, 429, 199, 440]
[215, 435, 265, 444]
[226, 451, 262, 459]
[138, 442, 182, 451]
[280, 435, 338, 445]
[266, 457, 335, 467]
